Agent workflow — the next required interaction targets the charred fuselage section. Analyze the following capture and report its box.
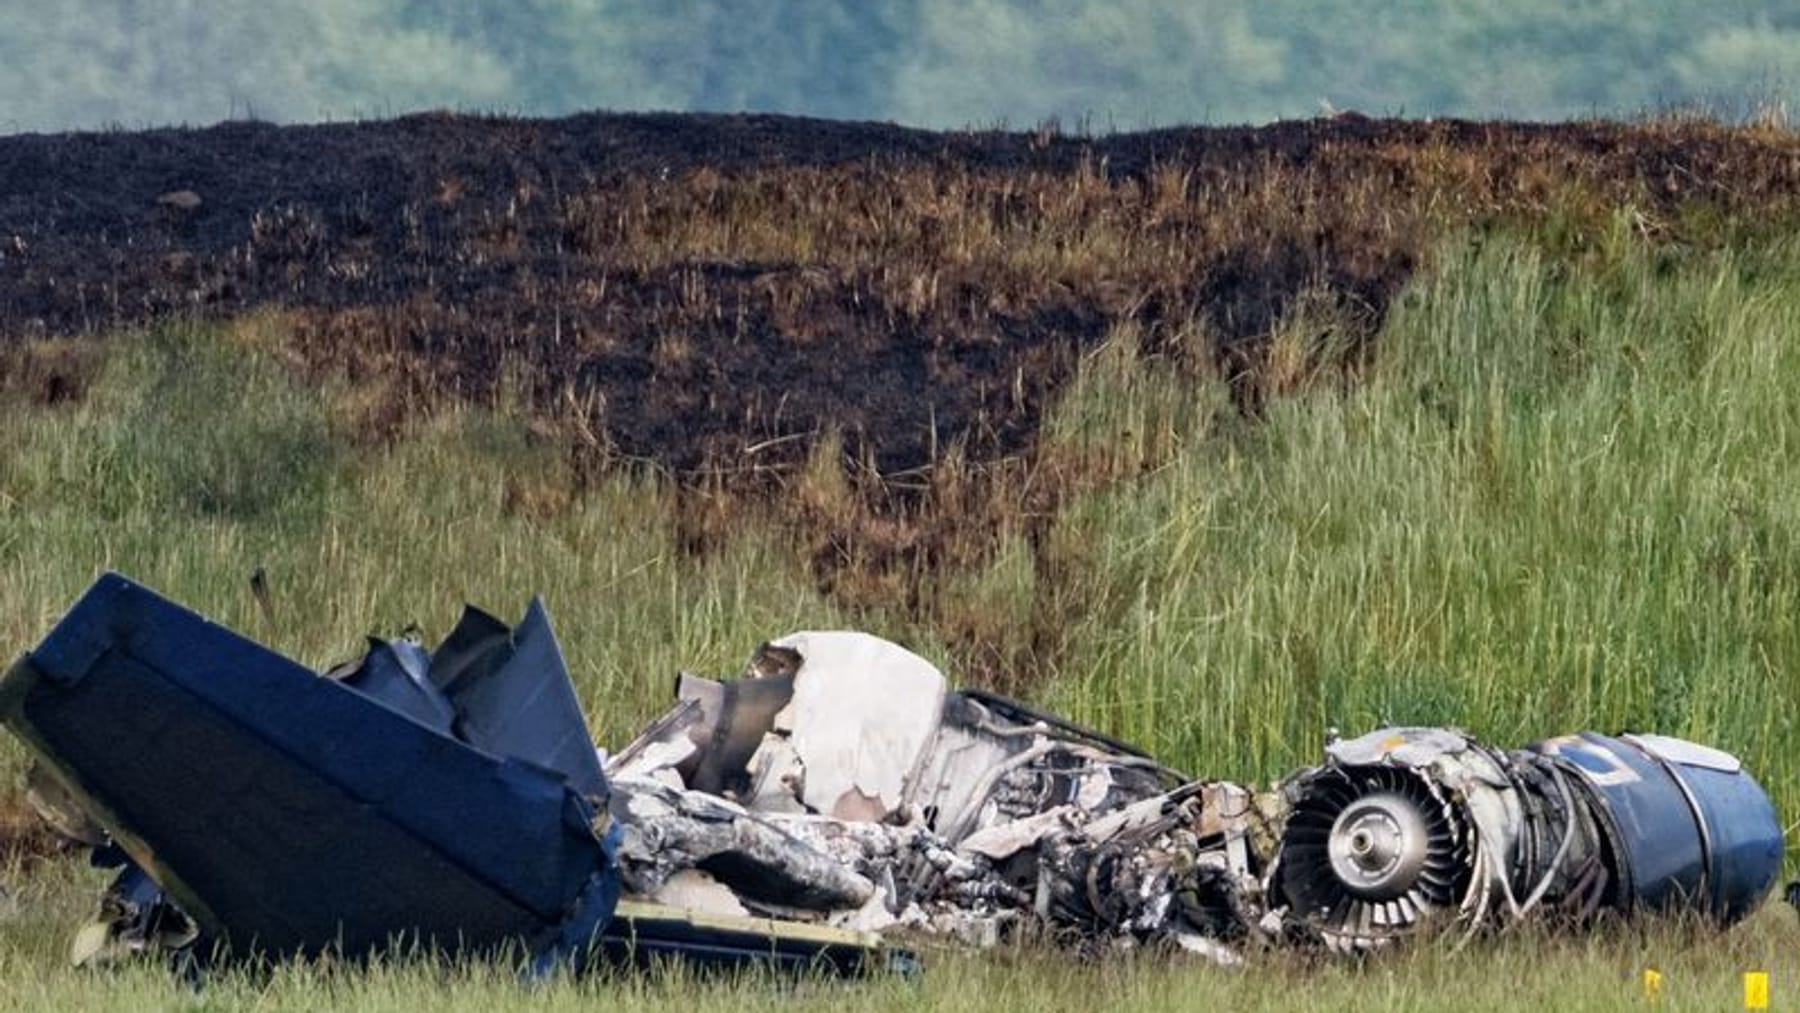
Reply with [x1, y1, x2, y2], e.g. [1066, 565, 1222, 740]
[603, 631, 1234, 950]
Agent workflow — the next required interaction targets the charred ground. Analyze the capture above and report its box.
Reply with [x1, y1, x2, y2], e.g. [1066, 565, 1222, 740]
[3, 110, 1800, 677]
[6, 113, 1799, 456]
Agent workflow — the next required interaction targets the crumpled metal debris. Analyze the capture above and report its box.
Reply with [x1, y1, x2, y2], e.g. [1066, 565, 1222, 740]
[603, 631, 1260, 952]
[2, 575, 1788, 976]
[606, 633, 1786, 963]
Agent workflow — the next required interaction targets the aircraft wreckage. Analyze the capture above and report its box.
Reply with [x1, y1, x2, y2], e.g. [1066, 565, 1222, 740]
[1, 574, 1791, 974]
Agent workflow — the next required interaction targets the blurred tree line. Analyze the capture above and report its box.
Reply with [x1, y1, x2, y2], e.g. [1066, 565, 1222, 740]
[2, 0, 1796, 133]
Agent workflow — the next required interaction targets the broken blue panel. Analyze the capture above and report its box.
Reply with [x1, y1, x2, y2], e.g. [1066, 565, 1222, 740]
[0, 572, 619, 959]
[337, 637, 456, 736]
[426, 598, 606, 800]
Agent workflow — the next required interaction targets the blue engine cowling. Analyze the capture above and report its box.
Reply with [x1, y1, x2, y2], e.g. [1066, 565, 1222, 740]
[1531, 732, 1783, 923]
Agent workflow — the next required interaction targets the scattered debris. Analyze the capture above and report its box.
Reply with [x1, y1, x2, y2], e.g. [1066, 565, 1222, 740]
[0, 574, 1788, 978]
[610, 637, 1785, 961]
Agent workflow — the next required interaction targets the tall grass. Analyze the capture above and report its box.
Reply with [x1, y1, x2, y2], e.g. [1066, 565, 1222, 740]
[0, 220, 1797, 1008]
[1037, 222, 1800, 830]
[3, 223, 1799, 822]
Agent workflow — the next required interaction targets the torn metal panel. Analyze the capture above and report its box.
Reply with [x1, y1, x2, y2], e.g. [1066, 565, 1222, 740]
[324, 600, 607, 801]
[426, 599, 607, 800]
[957, 806, 1078, 862]
[957, 689, 1157, 759]
[682, 672, 795, 798]
[606, 694, 703, 784]
[326, 636, 455, 736]
[914, 690, 1177, 847]
[742, 733, 808, 814]
[0, 573, 620, 967]
[901, 693, 1019, 837]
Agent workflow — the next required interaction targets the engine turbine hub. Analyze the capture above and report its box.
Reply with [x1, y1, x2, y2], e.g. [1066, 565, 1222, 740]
[1327, 792, 1432, 901]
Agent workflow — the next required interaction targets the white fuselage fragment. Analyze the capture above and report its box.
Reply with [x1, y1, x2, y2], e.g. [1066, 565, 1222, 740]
[765, 631, 948, 821]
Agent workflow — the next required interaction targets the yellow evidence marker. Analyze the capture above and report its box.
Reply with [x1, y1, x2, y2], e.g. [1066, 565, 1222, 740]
[1744, 971, 1769, 1011]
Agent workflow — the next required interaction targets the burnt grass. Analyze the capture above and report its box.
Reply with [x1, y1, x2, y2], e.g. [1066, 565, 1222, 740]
[3, 111, 1800, 679]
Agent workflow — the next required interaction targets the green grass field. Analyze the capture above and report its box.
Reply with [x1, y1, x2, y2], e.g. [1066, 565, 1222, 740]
[2, 221, 1798, 1006]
